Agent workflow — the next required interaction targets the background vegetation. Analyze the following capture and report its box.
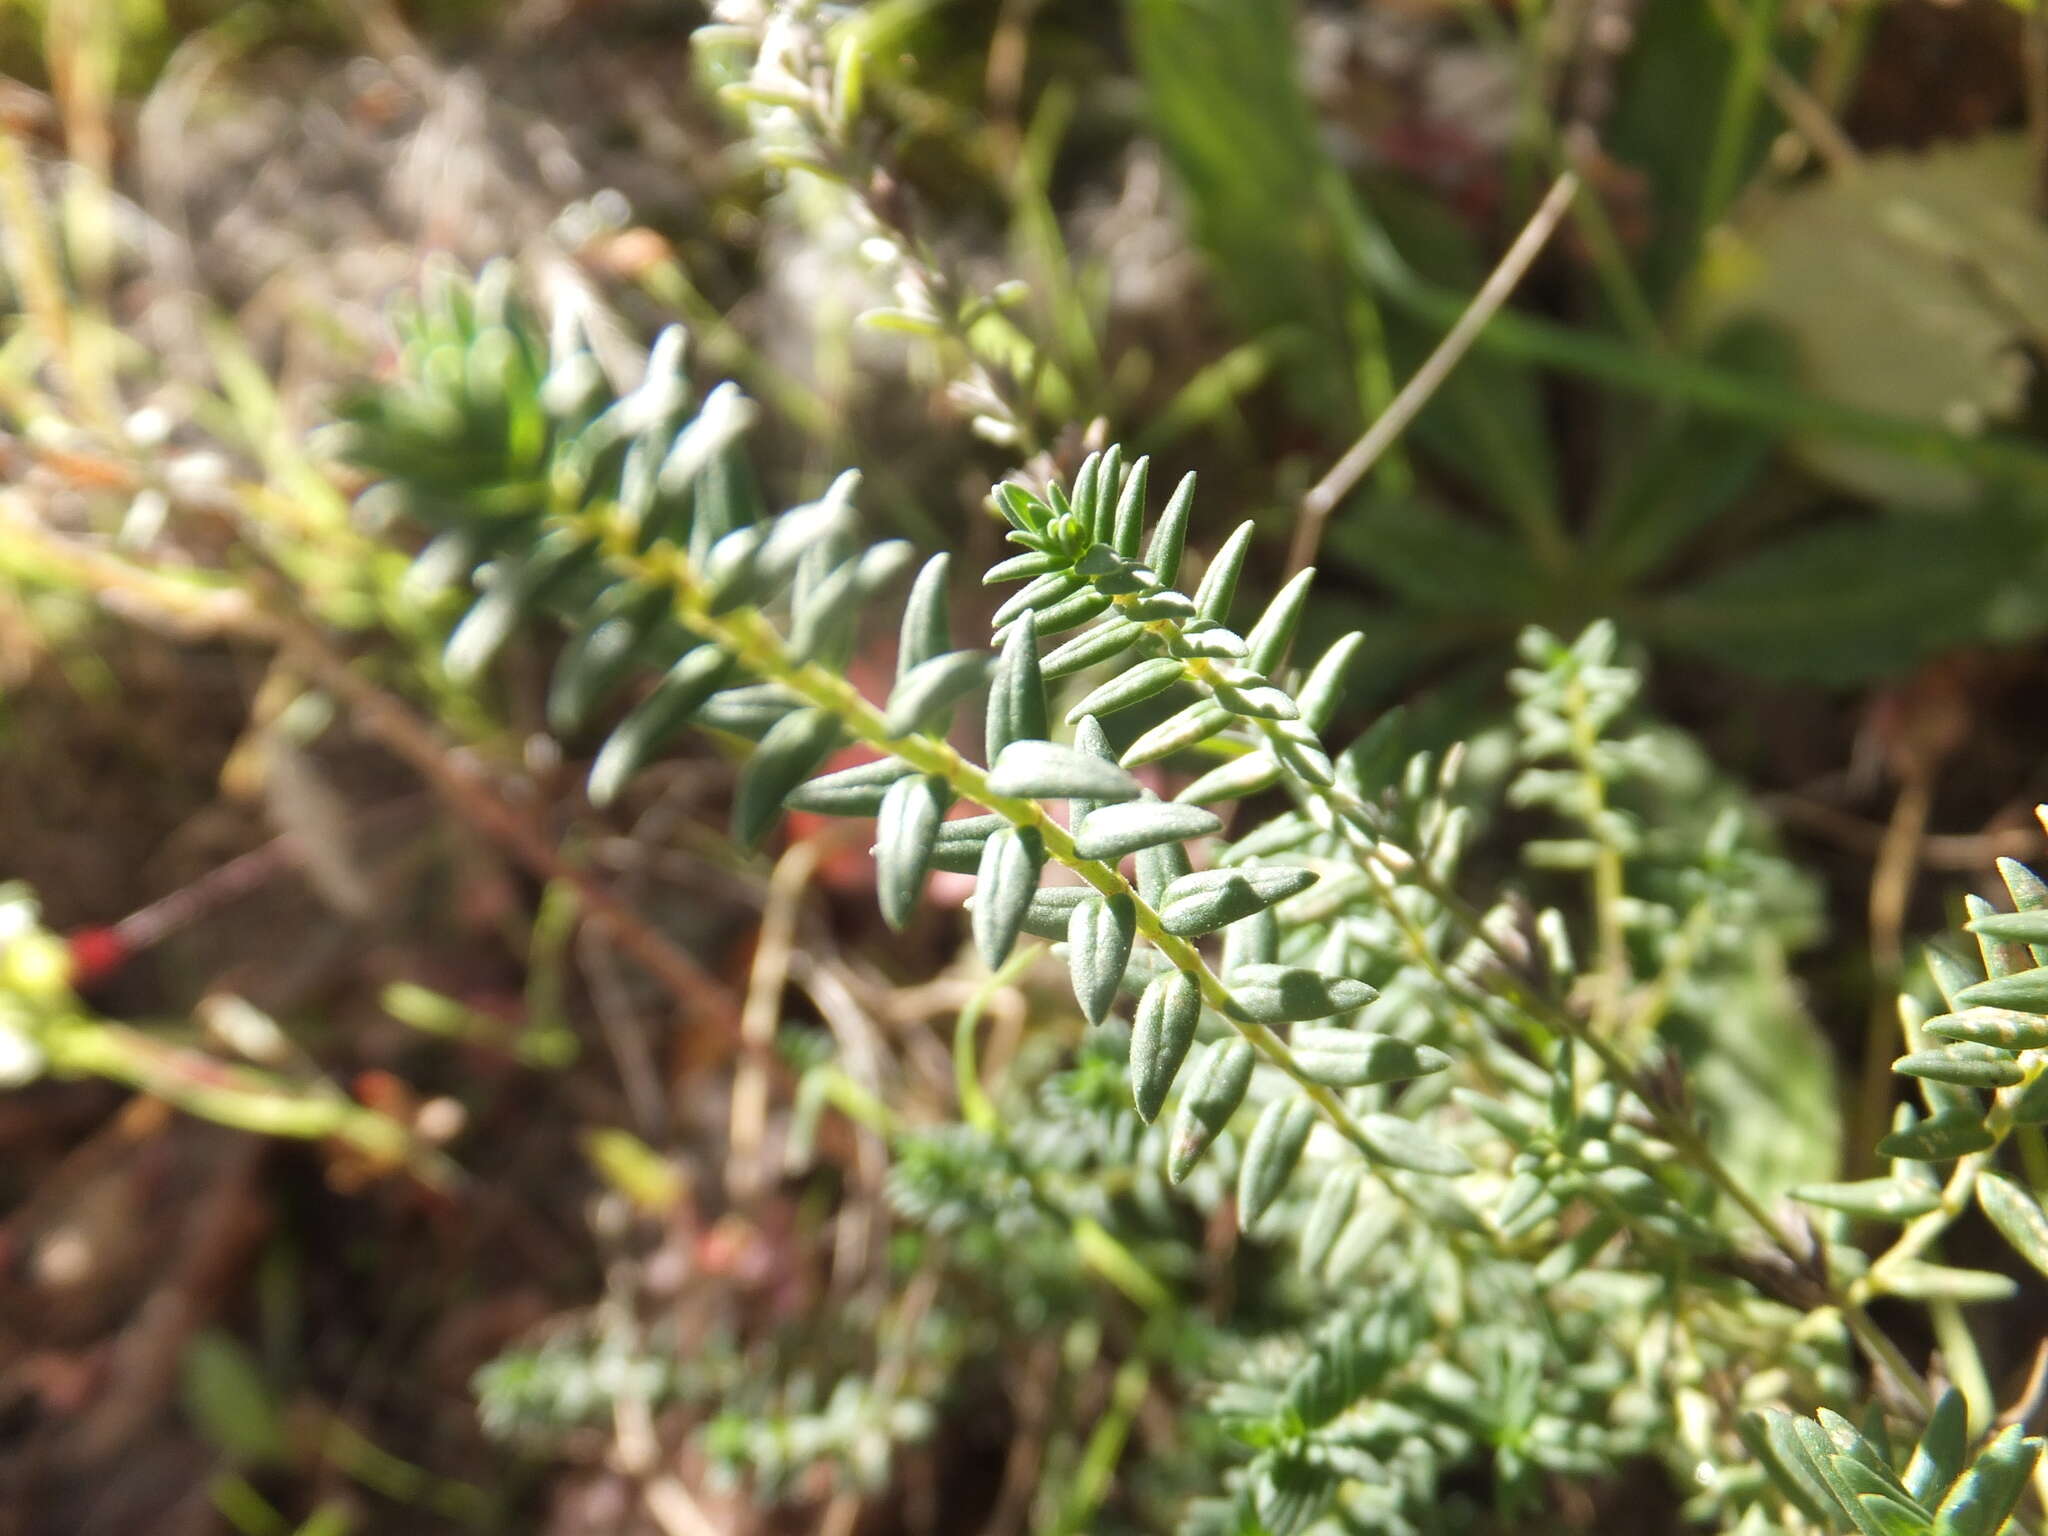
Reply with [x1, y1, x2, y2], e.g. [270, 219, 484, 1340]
[7, 1, 2048, 1532]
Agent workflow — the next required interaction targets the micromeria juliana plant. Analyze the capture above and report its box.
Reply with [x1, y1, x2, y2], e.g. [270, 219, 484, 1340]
[328, 268, 2048, 1533]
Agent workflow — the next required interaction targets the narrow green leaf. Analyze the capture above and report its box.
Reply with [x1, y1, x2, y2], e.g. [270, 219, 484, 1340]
[986, 614, 1049, 760]
[1358, 1114, 1471, 1175]
[984, 550, 1063, 584]
[898, 553, 952, 674]
[1849, 1492, 1930, 1536]
[1290, 1029, 1449, 1087]
[1893, 1044, 2024, 1089]
[1121, 700, 1236, 767]
[1924, 1007, 2048, 1050]
[1168, 1038, 1255, 1183]
[1243, 566, 1316, 674]
[884, 650, 990, 737]
[1068, 894, 1137, 1025]
[1009, 884, 1099, 941]
[1159, 866, 1319, 937]
[1067, 714, 1120, 827]
[1998, 855, 2048, 966]
[1193, 521, 1255, 623]
[1877, 1259, 2016, 1303]
[1741, 1410, 1849, 1528]
[1238, 1096, 1315, 1230]
[1297, 1163, 1362, 1274]
[702, 522, 769, 612]
[1903, 1389, 1968, 1506]
[1224, 965, 1378, 1023]
[1926, 945, 1984, 1010]
[1177, 752, 1282, 805]
[1122, 588, 1199, 623]
[995, 481, 1048, 532]
[1296, 632, 1364, 733]
[1955, 967, 2048, 1012]
[785, 756, 913, 815]
[733, 707, 841, 847]
[2011, 1071, 2048, 1126]
[1041, 617, 1145, 678]
[1967, 893, 2035, 981]
[547, 586, 666, 734]
[1026, 587, 1114, 637]
[987, 739, 1144, 803]
[1073, 801, 1223, 862]
[1133, 834, 1193, 909]
[1131, 970, 1202, 1122]
[876, 775, 947, 930]
[785, 559, 863, 665]
[1223, 906, 1280, 973]
[1112, 454, 1150, 557]
[1977, 1171, 2048, 1280]
[1877, 1110, 1995, 1161]
[1145, 471, 1197, 586]
[1793, 1177, 1942, 1222]
[992, 570, 1081, 630]
[1065, 657, 1187, 724]
[588, 646, 736, 806]
[931, 813, 1007, 873]
[1963, 909, 2048, 946]
[973, 826, 1044, 968]
[1933, 1426, 2044, 1536]
[1071, 451, 1104, 541]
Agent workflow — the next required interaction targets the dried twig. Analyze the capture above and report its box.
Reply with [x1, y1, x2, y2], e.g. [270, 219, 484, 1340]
[1287, 171, 1580, 577]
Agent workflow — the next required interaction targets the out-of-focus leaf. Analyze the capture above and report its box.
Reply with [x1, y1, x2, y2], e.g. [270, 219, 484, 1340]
[1646, 511, 2032, 685]
[1128, 0, 1355, 428]
[1703, 134, 2048, 506]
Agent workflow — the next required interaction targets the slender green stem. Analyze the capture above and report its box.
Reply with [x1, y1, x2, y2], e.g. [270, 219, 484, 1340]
[591, 524, 1394, 1175]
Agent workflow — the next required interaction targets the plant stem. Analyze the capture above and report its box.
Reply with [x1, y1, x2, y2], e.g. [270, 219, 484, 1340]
[1289, 171, 1580, 578]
